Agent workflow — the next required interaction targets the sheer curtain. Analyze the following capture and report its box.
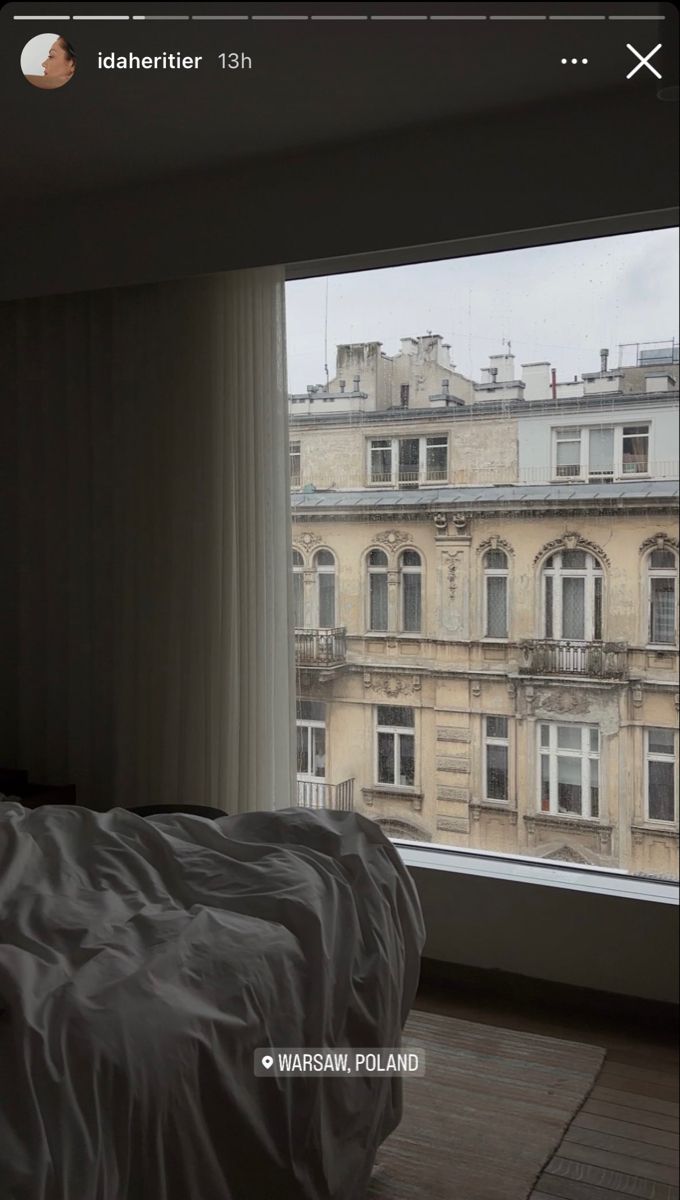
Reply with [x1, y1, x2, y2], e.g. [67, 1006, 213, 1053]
[0, 267, 296, 813]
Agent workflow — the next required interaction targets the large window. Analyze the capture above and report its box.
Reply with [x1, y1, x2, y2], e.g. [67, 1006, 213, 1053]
[296, 700, 326, 779]
[485, 716, 509, 801]
[484, 550, 508, 638]
[646, 728, 677, 823]
[290, 440, 301, 488]
[539, 723, 600, 818]
[400, 549, 422, 633]
[368, 435, 448, 486]
[377, 705, 415, 788]
[553, 423, 650, 481]
[314, 549, 336, 628]
[292, 549, 304, 627]
[542, 551, 603, 641]
[367, 548, 388, 631]
[647, 548, 677, 646]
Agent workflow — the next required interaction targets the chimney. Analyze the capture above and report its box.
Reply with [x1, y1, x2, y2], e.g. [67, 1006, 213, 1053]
[550, 368, 557, 400]
[338, 379, 346, 393]
[353, 375, 360, 393]
[600, 348, 609, 374]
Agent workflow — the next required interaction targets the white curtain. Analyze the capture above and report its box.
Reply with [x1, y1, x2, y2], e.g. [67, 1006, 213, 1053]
[0, 268, 296, 814]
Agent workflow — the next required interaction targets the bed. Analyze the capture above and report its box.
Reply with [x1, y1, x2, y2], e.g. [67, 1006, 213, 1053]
[0, 800, 425, 1200]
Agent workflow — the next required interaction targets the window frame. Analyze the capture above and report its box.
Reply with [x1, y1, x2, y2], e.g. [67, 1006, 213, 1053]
[289, 440, 301, 488]
[313, 548, 336, 629]
[646, 549, 678, 648]
[367, 434, 449, 487]
[399, 548, 423, 634]
[541, 550, 604, 642]
[375, 705, 416, 791]
[484, 715, 510, 803]
[366, 547, 389, 633]
[483, 549, 509, 640]
[551, 422, 651, 482]
[538, 721, 600, 820]
[645, 727, 678, 825]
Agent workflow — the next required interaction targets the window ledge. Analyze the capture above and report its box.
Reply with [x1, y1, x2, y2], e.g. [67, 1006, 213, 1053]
[632, 823, 679, 840]
[362, 786, 423, 812]
[394, 841, 679, 903]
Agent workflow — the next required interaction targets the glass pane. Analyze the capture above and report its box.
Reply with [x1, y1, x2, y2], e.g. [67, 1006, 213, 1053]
[399, 735, 415, 787]
[293, 571, 304, 627]
[540, 724, 550, 747]
[558, 725, 581, 749]
[401, 549, 421, 567]
[426, 439, 447, 480]
[377, 731, 394, 784]
[312, 726, 326, 778]
[486, 744, 508, 800]
[562, 577, 585, 639]
[589, 727, 599, 752]
[369, 572, 388, 631]
[649, 761, 675, 822]
[589, 427, 614, 472]
[368, 548, 388, 567]
[540, 755, 550, 810]
[544, 575, 553, 638]
[318, 572, 335, 627]
[556, 437, 581, 475]
[561, 550, 587, 569]
[650, 578, 676, 643]
[648, 728, 675, 754]
[650, 549, 676, 569]
[486, 576, 507, 637]
[484, 550, 507, 570]
[590, 758, 599, 818]
[292, 550, 303, 567]
[296, 725, 309, 774]
[487, 716, 508, 739]
[398, 438, 419, 482]
[594, 576, 602, 641]
[557, 756, 582, 814]
[403, 572, 422, 633]
[378, 706, 414, 728]
[315, 550, 334, 567]
[297, 699, 326, 721]
[622, 428, 649, 473]
[371, 441, 392, 481]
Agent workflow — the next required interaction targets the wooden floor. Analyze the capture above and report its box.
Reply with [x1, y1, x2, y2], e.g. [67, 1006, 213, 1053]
[415, 964, 679, 1200]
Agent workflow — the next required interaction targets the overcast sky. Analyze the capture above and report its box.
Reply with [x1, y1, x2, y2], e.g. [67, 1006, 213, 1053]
[285, 228, 679, 394]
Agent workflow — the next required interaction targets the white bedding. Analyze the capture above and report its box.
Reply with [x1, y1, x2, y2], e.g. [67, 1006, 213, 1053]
[0, 801, 425, 1200]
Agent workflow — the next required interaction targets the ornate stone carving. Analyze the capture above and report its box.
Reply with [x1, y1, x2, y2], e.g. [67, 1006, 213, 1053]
[533, 531, 610, 568]
[374, 529, 412, 553]
[471, 681, 482, 698]
[433, 512, 448, 533]
[640, 532, 679, 555]
[631, 683, 644, 709]
[293, 531, 323, 556]
[543, 846, 588, 864]
[477, 535, 515, 557]
[442, 549, 464, 597]
[362, 673, 421, 698]
[451, 513, 469, 534]
[534, 689, 591, 715]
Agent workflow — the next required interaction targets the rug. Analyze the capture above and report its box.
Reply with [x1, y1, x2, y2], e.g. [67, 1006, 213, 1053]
[365, 1009, 606, 1200]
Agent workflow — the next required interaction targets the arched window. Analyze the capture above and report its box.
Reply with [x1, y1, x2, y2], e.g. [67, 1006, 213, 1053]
[542, 550, 603, 641]
[292, 550, 304, 628]
[483, 549, 508, 638]
[400, 549, 422, 633]
[313, 549, 336, 628]
[367, 549, 388, 631]
[647, 548, 678, 646]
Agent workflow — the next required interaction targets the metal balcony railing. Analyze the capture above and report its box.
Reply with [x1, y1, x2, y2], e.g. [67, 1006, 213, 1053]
[519, 639, 628, 678]
[297, 778, 354, 811]
[295, 627, 347, 667]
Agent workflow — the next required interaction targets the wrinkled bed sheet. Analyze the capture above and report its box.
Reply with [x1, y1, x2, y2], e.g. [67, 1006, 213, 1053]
[0, 802, 425, 1200]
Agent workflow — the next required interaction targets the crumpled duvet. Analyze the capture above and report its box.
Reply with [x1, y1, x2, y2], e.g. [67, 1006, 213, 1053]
[0, 801, 425, 1200]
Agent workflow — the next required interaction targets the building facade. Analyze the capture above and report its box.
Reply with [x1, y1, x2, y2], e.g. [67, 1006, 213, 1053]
[290, 340, 680, 879]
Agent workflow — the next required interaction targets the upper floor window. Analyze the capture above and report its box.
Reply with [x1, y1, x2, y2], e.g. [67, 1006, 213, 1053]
[542, 551, 603, 641]
[367, 549, 388, 632]
[313, 549, 336, 628]
[485, 716, 509, 801]
[290, 441, 301, 488]
[646, 728, 677, 823]
[553, 423, 650, 482]
[368, 435, 448, 487]
[292, 549, 304, 627]
[539, 723, 600, 818]
[296, 699, 326, 780]
[376, 705, 415, 788]
[400, 549, 422, 633]
[647, 548, 678, 646]
[484, 549, 508, 638]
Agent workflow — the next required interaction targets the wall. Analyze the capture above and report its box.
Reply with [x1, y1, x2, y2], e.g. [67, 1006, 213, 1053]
[410, 866, 679, 1003]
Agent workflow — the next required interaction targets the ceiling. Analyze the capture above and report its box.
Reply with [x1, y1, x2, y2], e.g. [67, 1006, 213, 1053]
[2, 0, 676, 207]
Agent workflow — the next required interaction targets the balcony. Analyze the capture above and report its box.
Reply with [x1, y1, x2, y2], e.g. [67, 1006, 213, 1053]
[295, 627, 347, 668]
[297, 778, 354, 811]
[519, 640, 628, 678]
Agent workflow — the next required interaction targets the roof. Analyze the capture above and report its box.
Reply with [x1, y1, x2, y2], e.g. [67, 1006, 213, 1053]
[292, 480, 679, 512]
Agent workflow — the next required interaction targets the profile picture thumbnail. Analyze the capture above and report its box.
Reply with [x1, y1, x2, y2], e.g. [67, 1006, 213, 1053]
[21, 33, 76, 90]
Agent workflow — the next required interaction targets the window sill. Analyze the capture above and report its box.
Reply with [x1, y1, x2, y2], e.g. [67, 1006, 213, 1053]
[394, 841, 678, 903]
[362, 786, 423, 812]
[632, 822, 679, 838]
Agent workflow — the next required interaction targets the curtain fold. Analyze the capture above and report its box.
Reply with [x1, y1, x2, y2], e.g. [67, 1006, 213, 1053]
[0, 267, 295, 813]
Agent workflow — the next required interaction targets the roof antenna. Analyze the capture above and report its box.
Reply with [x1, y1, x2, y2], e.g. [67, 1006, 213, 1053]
[323, 277, 330, 388]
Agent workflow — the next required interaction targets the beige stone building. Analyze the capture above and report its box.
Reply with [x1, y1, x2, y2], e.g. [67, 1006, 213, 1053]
[290, 340, 680, 879]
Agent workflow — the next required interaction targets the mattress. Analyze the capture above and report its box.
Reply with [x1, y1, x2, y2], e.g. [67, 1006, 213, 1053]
[0, 801, 425, 1200]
